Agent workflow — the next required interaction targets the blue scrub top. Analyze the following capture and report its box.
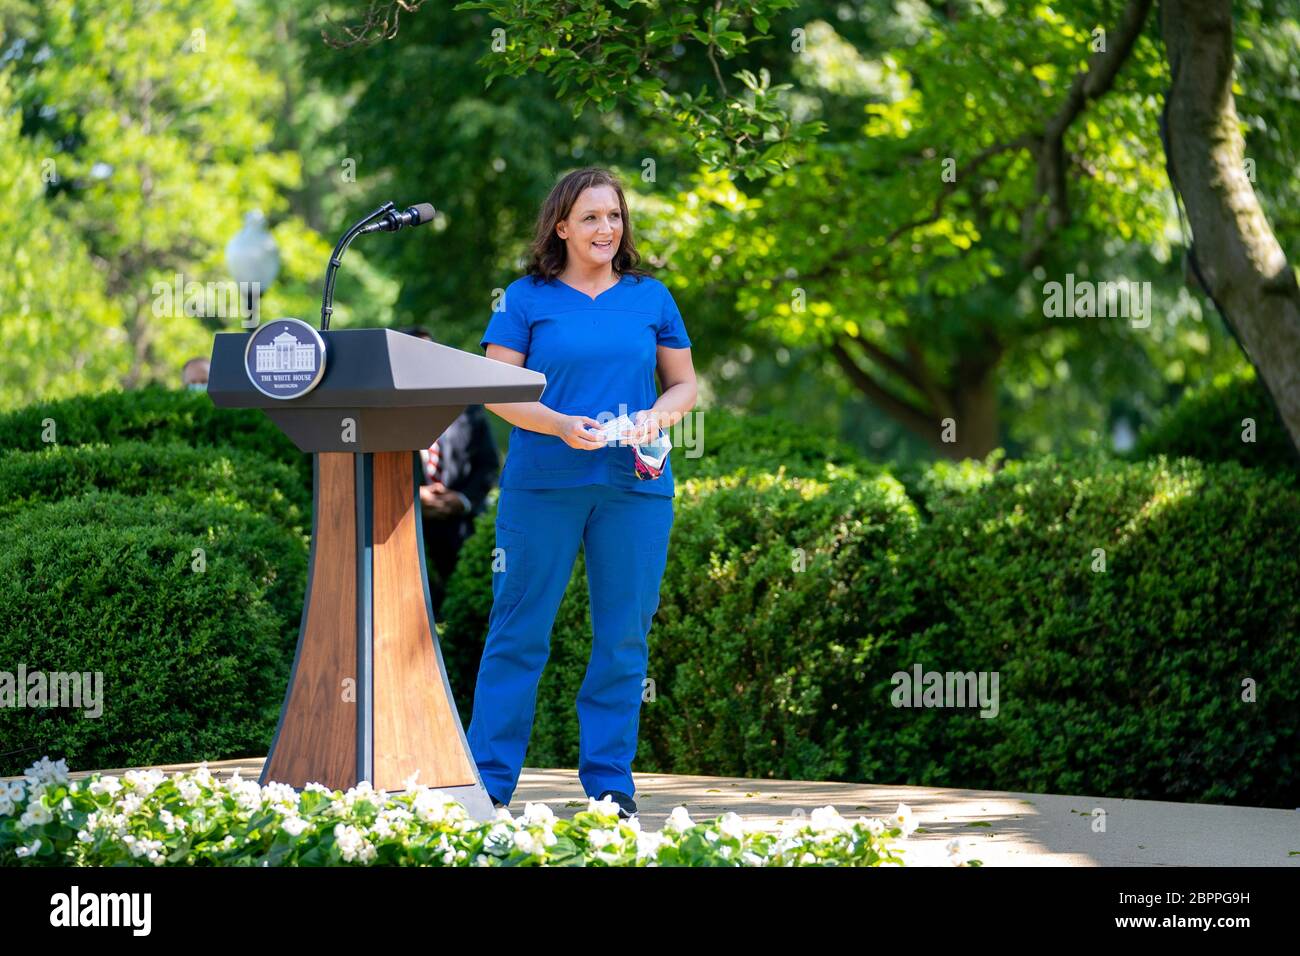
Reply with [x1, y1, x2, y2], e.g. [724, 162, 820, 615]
[479, 271, 692, 498]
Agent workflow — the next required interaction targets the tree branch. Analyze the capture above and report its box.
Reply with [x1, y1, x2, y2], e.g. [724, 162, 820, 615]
[829, 338, 938, 441]
[1020, 0, 1154, 268]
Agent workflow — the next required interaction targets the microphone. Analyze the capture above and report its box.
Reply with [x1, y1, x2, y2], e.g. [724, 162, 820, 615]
[359, 203, 436, 235]
[319, 201, 436, 329]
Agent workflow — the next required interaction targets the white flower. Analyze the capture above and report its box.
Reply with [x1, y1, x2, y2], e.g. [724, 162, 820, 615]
[946, 839, 964, 865]
[281, 815, 310, 838]
[810, 805, 849, 832]
[891, 803, 918, 838]
[23, 756, 70, 788]
[19, 801, 52, 829]
[15, 838, 42, 858]
[863, 817, 886, 837]
[123, 834, 165, 861]
[261, 781, 298, 807]
[333, 823, 372, 863]
[177, 778, 202, 804]
[226, 776, 262, 813]
[6, 781, 24, 803]
[0, 795, 13, 818]
[116, 792, 144, 816]
[372, 807, 413, 840]
[587, 828, 620, 849]
[635, 829, 666, 860]
[521, 802, 555, 826]
[412, 788, 454, 825]
[89, 776, 123, 797]
[800, 851, 816, 865]
[473, 853, 490, 866]
[512, 829, 542, 856]
[587, 795, 620, 818]
[663, 806, 695, 832]
[158, 809, 186, 834]
[122, 768, 165, 796]
[719, 812, 746, 841]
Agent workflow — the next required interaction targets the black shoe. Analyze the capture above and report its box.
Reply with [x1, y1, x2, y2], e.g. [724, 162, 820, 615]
[597, 789, 638, 820]
[489, 792, 507, 809]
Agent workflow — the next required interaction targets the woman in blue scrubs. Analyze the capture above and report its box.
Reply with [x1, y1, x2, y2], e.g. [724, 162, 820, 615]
[467, 167, 698, 819]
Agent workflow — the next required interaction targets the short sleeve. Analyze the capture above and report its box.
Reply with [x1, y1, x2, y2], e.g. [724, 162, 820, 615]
[480, 282, 531, 353]
[657, 284, 692, 348]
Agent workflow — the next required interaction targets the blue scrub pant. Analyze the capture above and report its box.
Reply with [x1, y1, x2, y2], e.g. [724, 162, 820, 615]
[466, 484, 674, 804]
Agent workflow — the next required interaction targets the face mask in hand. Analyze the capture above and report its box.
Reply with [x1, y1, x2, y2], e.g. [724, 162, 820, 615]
[596, 414, 671, 479]
[632, 431, 671, 480]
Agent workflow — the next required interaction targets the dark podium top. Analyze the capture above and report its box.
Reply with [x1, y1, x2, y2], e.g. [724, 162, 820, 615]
[208, 327, 544, 453]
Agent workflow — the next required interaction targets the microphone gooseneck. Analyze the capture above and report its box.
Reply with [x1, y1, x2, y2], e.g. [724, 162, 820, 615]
[319, 201, 435, 330]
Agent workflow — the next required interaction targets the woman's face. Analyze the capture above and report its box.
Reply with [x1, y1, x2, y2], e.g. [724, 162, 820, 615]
[555, 185, 623, 272]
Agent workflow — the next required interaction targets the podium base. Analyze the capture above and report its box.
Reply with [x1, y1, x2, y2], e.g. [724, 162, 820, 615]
[259, 450, 496, 820]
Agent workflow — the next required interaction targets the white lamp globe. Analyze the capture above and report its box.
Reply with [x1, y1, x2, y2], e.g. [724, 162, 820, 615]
[225, 209, 281, 320]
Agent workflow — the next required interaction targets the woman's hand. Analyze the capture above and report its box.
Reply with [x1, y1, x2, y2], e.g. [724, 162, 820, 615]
[629, 409, 662, 445]
[556, 414, 606, 450]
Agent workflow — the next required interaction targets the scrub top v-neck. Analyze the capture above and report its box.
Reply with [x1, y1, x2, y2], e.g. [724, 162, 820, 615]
[479, 271, 692, 498]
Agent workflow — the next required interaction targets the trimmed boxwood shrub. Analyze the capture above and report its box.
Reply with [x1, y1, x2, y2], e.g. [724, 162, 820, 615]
[1133, 367, 1299, 476]
[0, 440, 310, 529]
[0, 384, 310, 486]
[859, 454, 1300, 807]
[632, 471, 919, 781]
[0, 492, 306, 777]
[0, 442, 310, 631]
[672, 408, 873, 481]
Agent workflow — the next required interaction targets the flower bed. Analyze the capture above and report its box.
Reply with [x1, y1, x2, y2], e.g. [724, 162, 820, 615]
[0, 757, 954, 867]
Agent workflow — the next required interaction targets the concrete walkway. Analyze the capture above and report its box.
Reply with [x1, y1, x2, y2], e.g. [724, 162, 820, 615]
[15, 757, 1298, 866]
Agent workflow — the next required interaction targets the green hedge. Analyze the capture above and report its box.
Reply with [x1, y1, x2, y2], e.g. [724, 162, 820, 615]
[0, 492, 306, 777]
[442, 448, 1300, 807]
[0, 384, 310, 486]
[861, 454, 1299, 808]
[1133, 367, 1298, 476]
[0, 441, 310, 632]
[0, 440, 310, 529]
[672, 407, 873, 482]
[2, 392, 1294, 807]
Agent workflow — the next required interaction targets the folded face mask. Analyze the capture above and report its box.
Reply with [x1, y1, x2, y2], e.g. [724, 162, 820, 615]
[597, 414, 639, 445]
[595, 414, 671, 479]
[632, 431, 672, 480]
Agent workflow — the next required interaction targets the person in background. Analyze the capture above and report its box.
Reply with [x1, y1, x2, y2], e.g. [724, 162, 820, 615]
[400, 326, 501, 614]
[182, 357, 210, 392]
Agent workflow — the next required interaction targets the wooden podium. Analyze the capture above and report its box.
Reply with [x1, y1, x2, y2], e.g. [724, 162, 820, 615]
[208, 325, 543, 819]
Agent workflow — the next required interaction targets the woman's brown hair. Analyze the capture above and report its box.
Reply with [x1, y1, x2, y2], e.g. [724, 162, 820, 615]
[524, 167, 651, 284]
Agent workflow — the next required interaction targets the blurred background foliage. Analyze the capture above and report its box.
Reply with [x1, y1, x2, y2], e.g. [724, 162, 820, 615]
[1, 0, 1296, 463]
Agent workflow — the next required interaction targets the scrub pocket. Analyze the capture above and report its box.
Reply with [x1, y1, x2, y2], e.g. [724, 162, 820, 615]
[492, 519, 529, 611]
